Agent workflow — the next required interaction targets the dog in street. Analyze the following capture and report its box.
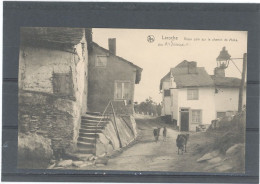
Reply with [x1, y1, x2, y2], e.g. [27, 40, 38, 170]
[153, 127, 161, 142]
[176, 133, 189, 154]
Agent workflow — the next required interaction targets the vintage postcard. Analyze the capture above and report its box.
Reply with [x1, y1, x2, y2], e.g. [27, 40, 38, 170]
[18, 27, 247, 173]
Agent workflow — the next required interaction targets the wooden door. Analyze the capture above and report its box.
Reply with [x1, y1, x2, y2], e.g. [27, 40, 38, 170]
[180, 111, 189, 131]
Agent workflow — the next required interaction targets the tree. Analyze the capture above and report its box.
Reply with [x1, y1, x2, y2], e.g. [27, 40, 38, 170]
[134, 97, 161, 116]
[156, 103, 162, 116]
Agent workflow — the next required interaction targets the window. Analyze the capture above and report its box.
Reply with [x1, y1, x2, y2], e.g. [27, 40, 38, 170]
[192, 110, 202, 123]
[187, 89, 199, 100]
[115, 81, 131, 100]
[164, 89, 170, 97]
[53, 72, 73, 96]
[95, 55, 107, 67]
[217, 112, 226, 119]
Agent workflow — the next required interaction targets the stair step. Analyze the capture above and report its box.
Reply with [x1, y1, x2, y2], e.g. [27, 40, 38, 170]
[81, 119, 109, 123]
[86, 112, 101, 116]
[81, 117, 111, 123]
[82, 114, 103, 119]
[77, 137, 96, 143]
[77, 142, 95, 148]
[81, 122, 108, 127]
[79, 132, 99, 138]
[80, 125, 103, 129]
[81, 121, 109, 126]
[80, 124, 102, 129]
[82, 114, 109, 121]
[81, 123, 108, 128]
[79, 129, 103, 134]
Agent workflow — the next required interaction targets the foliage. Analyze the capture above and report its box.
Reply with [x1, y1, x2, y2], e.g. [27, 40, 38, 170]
[195, 110, 246, 172]
[198, 110, 246, 155]
[134, 97, 162, 116]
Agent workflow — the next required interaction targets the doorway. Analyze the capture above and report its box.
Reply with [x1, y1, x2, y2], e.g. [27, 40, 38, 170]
[180, 108, 189, 131]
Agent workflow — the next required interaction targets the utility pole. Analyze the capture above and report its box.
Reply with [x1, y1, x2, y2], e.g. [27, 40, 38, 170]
[238, 53, 247, 113]
[216, 47, 247, 113]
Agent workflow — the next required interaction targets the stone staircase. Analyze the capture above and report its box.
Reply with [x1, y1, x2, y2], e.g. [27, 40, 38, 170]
[77, 112, 110, 155]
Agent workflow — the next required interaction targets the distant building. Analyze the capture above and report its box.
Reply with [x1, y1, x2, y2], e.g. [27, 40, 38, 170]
[87, 38, 142, 114]
[160, 60, 246, 131]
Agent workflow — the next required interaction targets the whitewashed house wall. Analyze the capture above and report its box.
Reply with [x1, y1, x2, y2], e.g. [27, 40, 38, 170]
[174, 87, 216, 131]
[170, 88, 178, 120]
[160, 60, 246, 132]
[161, 81, 171, 116]
[215, 87, 246, 116]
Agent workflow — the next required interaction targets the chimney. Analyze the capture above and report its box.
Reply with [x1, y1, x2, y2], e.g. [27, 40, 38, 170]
[188, 61, 197, 74]
[85, 28, 93, 51]
[214, 67, 225, 77]
[108, 38, 116, 55]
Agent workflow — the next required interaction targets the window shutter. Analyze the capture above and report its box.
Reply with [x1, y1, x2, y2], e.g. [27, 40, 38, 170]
[53, 72, 73, 96]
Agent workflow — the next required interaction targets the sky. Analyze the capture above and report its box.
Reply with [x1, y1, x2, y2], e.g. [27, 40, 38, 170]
[92, 28, 248, 103]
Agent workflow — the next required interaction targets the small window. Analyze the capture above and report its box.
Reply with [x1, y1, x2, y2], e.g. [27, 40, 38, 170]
[217, 112, 226, 119]
[187, 89, 199, 100]
[95, 55, 107, 67]
[164, 89, 170, 97]
[53, 72, 73, 96]
[192, 110, 202, 123]
[115, 81, 131, 100]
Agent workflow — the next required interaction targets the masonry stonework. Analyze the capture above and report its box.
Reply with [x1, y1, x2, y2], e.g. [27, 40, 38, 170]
[18, 29, 88, 159]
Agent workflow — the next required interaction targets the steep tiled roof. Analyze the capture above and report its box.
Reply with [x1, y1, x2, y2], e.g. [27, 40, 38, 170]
[211, 76, 242, 87]
[175, 60, 196, 68]
[170, 67, 214, 88]
[160, 61, 244, 90]
[21, 27, 85, 45]
[92, 42, 143, 84]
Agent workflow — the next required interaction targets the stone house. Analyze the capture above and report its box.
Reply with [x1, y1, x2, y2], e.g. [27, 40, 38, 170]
[87, 39, 142, 114]
[18, 27, 89, 159]
[160, 60, 246, 131]
[75, 38, 143, 156]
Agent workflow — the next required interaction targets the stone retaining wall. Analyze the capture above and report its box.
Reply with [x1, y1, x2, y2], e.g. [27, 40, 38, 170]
[96, 115, 137, 156]
[19, 91, 79, 157]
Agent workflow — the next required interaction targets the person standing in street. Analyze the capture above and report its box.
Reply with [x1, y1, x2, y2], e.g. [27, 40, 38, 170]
[163, 126, 167, 141]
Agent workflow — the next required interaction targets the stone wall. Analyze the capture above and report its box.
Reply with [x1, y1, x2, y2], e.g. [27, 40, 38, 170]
[19, 91, 77, 157]
[18, 133, 53, 169]
[19, 37, 88, 114]
[18, 33, 88, 159]
[96, 115, 137, 156]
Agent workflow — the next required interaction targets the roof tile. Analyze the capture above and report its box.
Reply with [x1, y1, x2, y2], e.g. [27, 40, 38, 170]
[170, 67, 214, 88]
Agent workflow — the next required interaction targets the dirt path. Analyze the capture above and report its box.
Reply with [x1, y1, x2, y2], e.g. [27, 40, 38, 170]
[83, 116, 211, 172]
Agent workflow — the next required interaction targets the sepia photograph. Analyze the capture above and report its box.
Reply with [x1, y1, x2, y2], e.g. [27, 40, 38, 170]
[17, 27, 247, 173]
